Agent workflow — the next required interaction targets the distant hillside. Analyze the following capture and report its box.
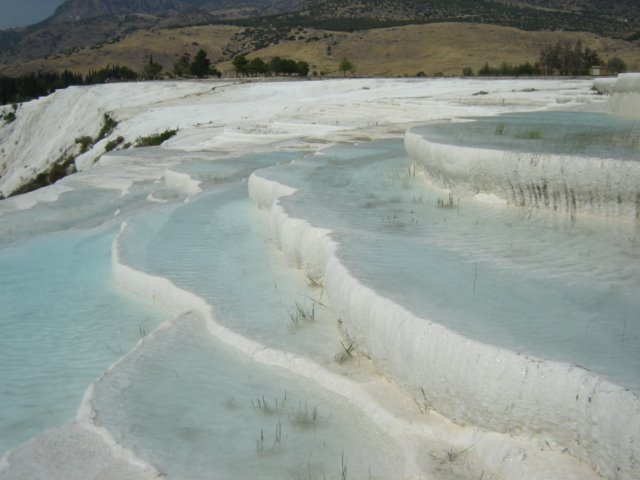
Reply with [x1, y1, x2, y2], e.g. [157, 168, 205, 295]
[7, 22, 640, 79]
[498, 0, 640, 22]
[47, 0, 186, 24]
[1, 0, 639, 74]
[231, 0, 638, 38]
[45, 0, 310, 23]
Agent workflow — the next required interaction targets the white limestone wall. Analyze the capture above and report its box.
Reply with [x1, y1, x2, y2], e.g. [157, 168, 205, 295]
[248, 170, 640, 480]
[404, 131, 640, 219]
[608, 73, 640, 118]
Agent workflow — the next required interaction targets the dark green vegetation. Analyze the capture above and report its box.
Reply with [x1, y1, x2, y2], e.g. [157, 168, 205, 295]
[227, 0, 638, 39]
[7, 113, 123, 197]
[105, 136, 125, 151]
[1, 0, 637, 72]
[0, 66, 137, 105]
[174, 49, 222, 78]
[607, 57, 628, 75]
[143, 56, 164, 80]
[10, 155, 77, 196]
[135, 129, 178, 147]
[74, 114, 119, 153]
[539, 40, 602, 75]
[232, 55, 309, 76]
[97, 114, 118, 141]
[2, 103, 18, 124]
[339, 57, 355, 77]
[475, 62, 542, 76]
[465, 40, 623, 77]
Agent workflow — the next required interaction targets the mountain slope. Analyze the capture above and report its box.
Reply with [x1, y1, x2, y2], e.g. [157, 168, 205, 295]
[7, 22, 640, 79]
[47, 0, 188, 23]
[1, 0, 639, 72]
[235, 0, 638, 38]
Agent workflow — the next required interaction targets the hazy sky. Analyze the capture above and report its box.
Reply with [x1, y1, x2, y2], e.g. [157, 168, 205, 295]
[0, 0, 64, 29]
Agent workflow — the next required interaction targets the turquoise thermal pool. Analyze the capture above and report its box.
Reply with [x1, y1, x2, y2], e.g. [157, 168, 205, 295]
[1, 125, 639, 479]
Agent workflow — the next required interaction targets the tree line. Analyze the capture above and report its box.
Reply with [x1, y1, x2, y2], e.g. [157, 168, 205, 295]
[0, 49, 224, 105]
[0, 65, 137, 105]
[232, 55, 309, 77]
[463, 40, 627, 77]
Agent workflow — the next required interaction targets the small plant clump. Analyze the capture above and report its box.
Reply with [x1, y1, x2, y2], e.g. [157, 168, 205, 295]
[334, 340, 354, 363]
[97, 113, 118, 140]
[105, 136, 125, 151]
[135, 129, 178, 147]
[429, 444, 474, 464]
[516, 129, 543, 140]
[251, 393, 286, 415]
[256, 420, 284, 454]
[10, 154, 77, 196]
[288, 401, 318, 428]
[3, 111, 16, 124]
[75, 135, 94, 153]
[287, 301, 315, 333]
[437, 192, 457, 208]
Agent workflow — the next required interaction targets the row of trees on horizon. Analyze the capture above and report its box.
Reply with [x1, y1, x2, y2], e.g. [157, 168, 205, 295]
[462, 40, 628, 77]
[0, 41, 631, 107]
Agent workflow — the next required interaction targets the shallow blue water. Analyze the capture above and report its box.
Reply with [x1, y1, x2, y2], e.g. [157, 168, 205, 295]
[92, 314, 400, 480]
[257, 139, 640, 392]
[120, 153, 340, 361]
[0, 183, 155, 249]
[93, 152, 403, 478]
[412, 111, 640, 159]
[0, 224, 165, 454]
[3, 135, 639, 478]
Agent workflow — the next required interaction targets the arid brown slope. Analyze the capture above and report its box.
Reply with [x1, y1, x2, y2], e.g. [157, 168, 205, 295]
[6, 22, 640, 78]
[5, 25, 241, 76]
[228, 23, 640, 76]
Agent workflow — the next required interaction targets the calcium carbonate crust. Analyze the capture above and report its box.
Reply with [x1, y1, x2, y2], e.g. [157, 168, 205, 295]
[247, 170, 640, 480]
[404, 130, 640, 219]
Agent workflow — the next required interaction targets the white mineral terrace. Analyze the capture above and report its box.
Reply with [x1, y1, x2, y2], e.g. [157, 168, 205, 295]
[0, 77, 638, 480]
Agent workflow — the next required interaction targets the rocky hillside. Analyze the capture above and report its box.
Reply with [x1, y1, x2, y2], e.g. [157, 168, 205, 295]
[47, 0, 186, 23]
[1, 0, 639, 73]
[234, 0, 639, 38]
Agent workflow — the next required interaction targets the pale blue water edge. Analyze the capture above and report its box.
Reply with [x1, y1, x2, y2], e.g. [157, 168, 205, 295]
[92, 313, 400, 480]
[0, 183, 154, 249]
[412, 111, 640, 159]
[99, 151, 404, 478]
[2, 135, 639, 478]
[0, 223, 166, 454]
[257, 139, 640, 393]
[1, 149, 403, 479]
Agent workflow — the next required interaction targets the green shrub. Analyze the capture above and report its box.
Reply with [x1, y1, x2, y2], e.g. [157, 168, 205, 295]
[75, 135, 93, 153]
[3, 111, 16, 124]
[105, 136, 124, 151]
[97, 114, 117, 140]
[135, 129, 178, 147]
[10, 155, 77, 196]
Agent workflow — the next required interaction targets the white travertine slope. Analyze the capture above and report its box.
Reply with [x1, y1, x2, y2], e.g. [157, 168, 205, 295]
[1, 78, 598, 198]
[405, 74, 640, 219]
[608, 72, 640, 118]
[248, 168, 640, 480]
[2, 77, 623, 480]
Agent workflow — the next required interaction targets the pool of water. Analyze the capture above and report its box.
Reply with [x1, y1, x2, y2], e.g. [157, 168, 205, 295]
[0, 223, 166, 454]
[91, 312, 401, 480]
[412, 111, 640, 159]
[1, 148, 408, 479]
[3, 136, 638, 479]
[119, 152, 343, 362]
[255, 139, 640, 392]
